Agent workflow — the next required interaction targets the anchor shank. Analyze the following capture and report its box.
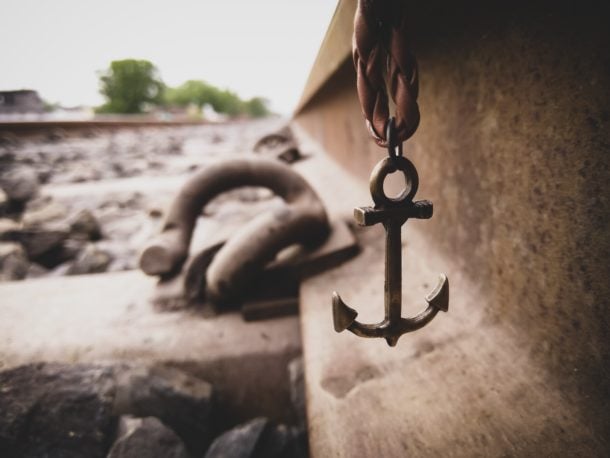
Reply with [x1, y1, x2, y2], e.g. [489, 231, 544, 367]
[384, 221, 403, 323]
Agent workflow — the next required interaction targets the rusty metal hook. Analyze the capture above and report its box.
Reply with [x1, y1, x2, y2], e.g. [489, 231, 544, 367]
[140, 157, 329, 304]
[332, 119, 449, 346]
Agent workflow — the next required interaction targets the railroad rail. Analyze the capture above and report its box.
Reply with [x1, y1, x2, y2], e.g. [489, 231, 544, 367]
[0, 119, 211, 136]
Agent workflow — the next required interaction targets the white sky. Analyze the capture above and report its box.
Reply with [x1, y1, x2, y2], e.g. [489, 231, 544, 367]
[0, 0, 338, 114]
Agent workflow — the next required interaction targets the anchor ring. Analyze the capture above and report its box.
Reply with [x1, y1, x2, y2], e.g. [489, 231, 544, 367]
[369, 155, 419, 207]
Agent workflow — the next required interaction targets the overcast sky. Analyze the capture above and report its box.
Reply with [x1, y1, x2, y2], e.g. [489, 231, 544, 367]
[0, 0, 338, 114]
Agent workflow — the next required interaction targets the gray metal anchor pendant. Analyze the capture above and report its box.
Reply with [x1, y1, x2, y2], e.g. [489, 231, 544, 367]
[332, 123, 449, 347]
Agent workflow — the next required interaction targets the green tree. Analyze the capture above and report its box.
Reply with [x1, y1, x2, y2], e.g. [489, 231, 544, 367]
[210, 89, 243, 116]
[164, 80, 271, 118]
[244, 97, 270, 118]
[97, 59, 164, 114]
[164, 80, 214, 108]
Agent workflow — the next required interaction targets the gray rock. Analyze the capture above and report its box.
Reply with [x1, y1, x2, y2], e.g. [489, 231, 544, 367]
[288, 357, 306, 429]
[46, 128, 66, 142]
[69, 209, 102, 241]
[0, 242, 28, 281]
[118, 159, 149, 178]
[67, 243, 112, 275]
[95, 240, 137, 272]
[1, 167, 40, 203]
[252, 126, 293, 153]
[0, 218, 20, 241]
[34, 164, 54, 184]
[168, 137, 183, 154]
[63, 166, 102, 183]
[15, 228, 70, 268]
[113, 366, 214, 456]
[22, 197, 69, 227]
[258, 423, 307, 458]
[24, 194, 52, 212]
[276, 146, 302, 164]
[0, 363, 217, 457]
[249, 124, 301, 165]
[26, 262, 49, 279]
[107, 416, 190, 458]
[49, 261, 73, 277]
[0, 132, 19, 149]
[148, 207, 164, 218]
[0, 189, 7, 211]
[0, 363, 117, 458]
[62, 237, 88, 259]
[205, 418, 305, 458]
[205, 418, 268, 458]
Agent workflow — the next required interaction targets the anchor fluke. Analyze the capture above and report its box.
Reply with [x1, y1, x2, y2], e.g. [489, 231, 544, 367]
[332, 292, 358, 332]
[425, 273, 449, 313]
[386, 336, 400, 347]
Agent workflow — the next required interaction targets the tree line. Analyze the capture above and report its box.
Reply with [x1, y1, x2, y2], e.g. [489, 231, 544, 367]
[96, 59, 270, 118]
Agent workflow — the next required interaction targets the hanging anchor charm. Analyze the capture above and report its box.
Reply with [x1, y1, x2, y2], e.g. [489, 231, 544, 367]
[332, 119, 449, 346]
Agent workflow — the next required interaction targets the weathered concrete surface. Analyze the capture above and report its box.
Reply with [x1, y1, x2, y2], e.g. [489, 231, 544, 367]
[292, 145, 607, 456]
[294, 0, 609, 455]
[0, 271, 301, 428]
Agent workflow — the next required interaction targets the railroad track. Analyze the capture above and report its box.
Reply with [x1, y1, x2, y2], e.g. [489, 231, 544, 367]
[0, 119, 212, 136]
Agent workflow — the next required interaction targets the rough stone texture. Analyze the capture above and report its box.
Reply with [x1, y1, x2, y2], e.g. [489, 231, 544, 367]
[69, 209, 102, 240]
[0, 120, 283, 186]
[107, 416, 190, 458]
[14, 227, 69, 267]
[22, 196, 69, 227]
[294, 1, 609, 455]
[0, 363, 117, 458]
[287, 357, 306, 430]
[113, 365, 213, 456]
[0, 242, 28, 280]
[0, 270, 302, 431]
[0, 167, 39, 203]
[0, 218, 21, 240]
[205, 418, 304, 458]
[0, 119, 288, 282]
[26, 262, 48, 278]
[67, 243, 112, 275]
[205, 418, 267, 458]
[0, 189, 7, 208]
[0, 363, 217, 458]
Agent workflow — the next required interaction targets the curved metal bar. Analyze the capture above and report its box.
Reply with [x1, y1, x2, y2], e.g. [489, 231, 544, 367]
[333, 274, 448, 346]
[349, 308, 440, 347]
[369, 155, 419, 207]
[140, 157, 329, 303]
